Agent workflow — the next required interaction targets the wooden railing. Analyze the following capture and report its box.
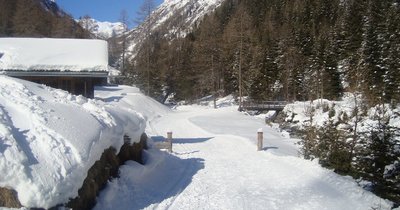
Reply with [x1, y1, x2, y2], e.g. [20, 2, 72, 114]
[242, 101, 287, 111]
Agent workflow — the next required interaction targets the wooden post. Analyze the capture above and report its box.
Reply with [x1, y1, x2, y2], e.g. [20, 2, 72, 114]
[167, 131, 173, 152]
[257, 128, 263, 151]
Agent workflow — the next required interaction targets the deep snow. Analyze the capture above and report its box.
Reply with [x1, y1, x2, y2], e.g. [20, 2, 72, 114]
[0, 79, 395, 209]
[94, 86, 394, 210]
[0, 76, 145, 208]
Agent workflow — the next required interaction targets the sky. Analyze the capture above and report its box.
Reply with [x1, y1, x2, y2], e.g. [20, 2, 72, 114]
[55, 0, 164, 25]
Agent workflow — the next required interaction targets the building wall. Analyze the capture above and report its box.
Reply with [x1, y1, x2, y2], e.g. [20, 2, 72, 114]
[16, 76, 107, 98]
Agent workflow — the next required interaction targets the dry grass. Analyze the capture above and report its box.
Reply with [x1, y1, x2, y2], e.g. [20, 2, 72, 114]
[0, 187, 22, 208]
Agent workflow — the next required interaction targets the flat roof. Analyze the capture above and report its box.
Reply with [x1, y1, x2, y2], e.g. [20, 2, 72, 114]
[0, 38, 109, 73]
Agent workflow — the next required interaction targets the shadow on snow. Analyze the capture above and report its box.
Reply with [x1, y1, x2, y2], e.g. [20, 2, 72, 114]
[106, 150, 205, 210]
[151, 136, 213, 144]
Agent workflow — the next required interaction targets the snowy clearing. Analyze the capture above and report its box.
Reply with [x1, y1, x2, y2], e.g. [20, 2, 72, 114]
[94, 86, 393, 210]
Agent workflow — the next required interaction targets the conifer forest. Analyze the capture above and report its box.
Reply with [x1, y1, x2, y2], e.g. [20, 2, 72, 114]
[127, 0, 400, 203]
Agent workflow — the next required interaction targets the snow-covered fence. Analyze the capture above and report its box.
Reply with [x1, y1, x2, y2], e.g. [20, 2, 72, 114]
[154, 131, 173, 152]
[257, 129, 263, 151]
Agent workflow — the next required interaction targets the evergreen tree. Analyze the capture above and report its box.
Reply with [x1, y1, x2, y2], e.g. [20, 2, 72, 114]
[361, 0, 389, 104]
[136, 0, 156, 96]
[385, 2, 400, 103]
[356, 104, 400, 201]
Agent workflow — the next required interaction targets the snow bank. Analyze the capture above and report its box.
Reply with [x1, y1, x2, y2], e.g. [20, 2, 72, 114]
[95, 85, 170, 135]
[282, 93, 400, 131]
[0, 76, 145, 208]
[0, 38, 108, 72]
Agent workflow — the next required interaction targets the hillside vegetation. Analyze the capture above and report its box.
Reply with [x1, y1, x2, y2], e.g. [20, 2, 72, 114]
[128, 0, 399, 106]
[0, 0, 89, 38]
[126, 0, 400, 204]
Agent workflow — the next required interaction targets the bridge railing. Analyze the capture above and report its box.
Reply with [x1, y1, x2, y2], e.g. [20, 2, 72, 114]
[242, 101, 287, 111]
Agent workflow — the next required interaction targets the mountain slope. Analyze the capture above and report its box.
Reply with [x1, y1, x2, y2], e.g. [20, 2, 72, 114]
[0, 0, 89, 38]
[124, 0, 224, 58]
[95, 20, 125, 39]
[77, 17, 126, 40]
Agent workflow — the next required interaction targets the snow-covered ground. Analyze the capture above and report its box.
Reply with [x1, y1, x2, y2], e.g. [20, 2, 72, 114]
[0, 76, 145, 208]
[94, 86, 394, 210]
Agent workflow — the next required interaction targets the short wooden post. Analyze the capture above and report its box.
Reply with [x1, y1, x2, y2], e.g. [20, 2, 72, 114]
[257, 128, 263, 151]
[167, 131, 173, 152]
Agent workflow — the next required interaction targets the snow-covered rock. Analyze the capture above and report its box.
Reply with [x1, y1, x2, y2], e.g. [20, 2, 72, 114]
[0, 76, 145, 208]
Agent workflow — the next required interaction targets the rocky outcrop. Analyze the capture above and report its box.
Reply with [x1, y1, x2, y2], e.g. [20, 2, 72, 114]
[0, 188, 22, 208]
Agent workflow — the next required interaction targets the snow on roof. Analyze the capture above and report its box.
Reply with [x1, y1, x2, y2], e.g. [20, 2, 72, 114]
[0, 75, 145, 208]
[0, 38, 108, 72]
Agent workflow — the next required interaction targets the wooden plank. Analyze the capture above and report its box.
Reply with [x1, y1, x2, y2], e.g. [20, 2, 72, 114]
[242, 101, 287, 111]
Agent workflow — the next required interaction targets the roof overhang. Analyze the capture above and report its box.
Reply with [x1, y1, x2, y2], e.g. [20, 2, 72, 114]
[1, 70, 108, 78]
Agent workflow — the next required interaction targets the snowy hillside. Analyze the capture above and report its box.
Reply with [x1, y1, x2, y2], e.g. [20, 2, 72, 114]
[0, 76, 145, 208]
[124, 0, 224, 58]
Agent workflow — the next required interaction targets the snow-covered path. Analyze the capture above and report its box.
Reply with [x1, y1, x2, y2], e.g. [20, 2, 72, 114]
[95, 100, 392, 210]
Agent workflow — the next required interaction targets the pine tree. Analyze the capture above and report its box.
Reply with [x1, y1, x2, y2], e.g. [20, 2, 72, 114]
[317, 113, 351, 174]
[385, 2, 400, 103]
[222, 4, 253, 106]
[192, 15, 222, 100]
[136, 0, 156, 96]
[361, 0, 389, 104]
[118, 10, 130, 77]
[356, 104, 400, 202]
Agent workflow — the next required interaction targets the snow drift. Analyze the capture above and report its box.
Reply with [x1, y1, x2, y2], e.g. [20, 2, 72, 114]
[0, 76, 145, 208]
